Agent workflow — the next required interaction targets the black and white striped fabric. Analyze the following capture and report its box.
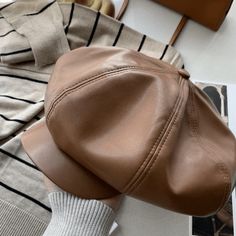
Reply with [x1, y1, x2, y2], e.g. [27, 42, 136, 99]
[0, 1, 184, 235]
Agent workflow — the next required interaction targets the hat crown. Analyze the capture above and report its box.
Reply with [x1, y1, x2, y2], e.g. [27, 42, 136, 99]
[44, 47, 236, 216]
[45, 46, 182, 189]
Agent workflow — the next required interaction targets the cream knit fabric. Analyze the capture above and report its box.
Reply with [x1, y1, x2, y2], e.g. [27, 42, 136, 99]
[43, 192, 116, 236]
[0, 1, 184, 235]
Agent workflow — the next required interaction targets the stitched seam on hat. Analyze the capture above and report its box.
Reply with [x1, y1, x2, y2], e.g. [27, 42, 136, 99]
[47, 67, 137, 122]
[124, 77, 185, 193]
[190, 85, 230, 212]
[47, 66, 178, 123]
[127, 78, 186, 193]
[184, 83, 230, 213]
[47, 66, 178, 116]
[123, 77, 183, 192]
[215, 164, 230, 212]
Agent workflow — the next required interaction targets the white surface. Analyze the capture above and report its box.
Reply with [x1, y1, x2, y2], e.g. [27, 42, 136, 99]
[114, 197, 189, 236]
[122, 0, 236, 84]
[115, 1, 236, 236]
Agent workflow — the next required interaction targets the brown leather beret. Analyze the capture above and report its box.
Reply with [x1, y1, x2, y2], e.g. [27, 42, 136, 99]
[21, 46, 236, 216]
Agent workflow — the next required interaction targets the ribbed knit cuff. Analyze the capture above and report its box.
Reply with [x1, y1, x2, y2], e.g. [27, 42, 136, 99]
[43, 191, 116, 236]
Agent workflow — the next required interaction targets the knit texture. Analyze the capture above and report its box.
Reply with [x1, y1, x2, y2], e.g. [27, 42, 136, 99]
[0, 199, 47, 235]
[43, 191, 115, 236]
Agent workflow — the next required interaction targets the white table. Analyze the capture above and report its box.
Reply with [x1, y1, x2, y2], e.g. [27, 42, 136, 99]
[113, 1, 236, 235]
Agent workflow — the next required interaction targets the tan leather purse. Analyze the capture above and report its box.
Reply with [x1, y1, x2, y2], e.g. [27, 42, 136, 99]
[154, 0, 233, 31]
[152, 0, 234, 46]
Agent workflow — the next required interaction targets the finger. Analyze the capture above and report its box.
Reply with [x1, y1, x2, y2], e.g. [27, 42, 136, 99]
[91, 0, 102, 10]
[100, 0, 115, 17]
[75, 0, 94, 6]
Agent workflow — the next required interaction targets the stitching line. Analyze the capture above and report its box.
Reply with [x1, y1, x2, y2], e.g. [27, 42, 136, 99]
[46, 66, 179, 122]
[123, 77, 183, 192]
[190, 85, 230, 211]
[126, 78, 185, 193]
[216, 163, 230, 211]
[46, 67, 136, 121]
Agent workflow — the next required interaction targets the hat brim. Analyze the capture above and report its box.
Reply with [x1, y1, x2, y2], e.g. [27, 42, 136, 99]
[21, 119, 119, 199]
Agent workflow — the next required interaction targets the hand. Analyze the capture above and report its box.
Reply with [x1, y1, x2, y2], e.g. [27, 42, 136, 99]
[75, 0, 115, 17]
[43, 175, 124, 212]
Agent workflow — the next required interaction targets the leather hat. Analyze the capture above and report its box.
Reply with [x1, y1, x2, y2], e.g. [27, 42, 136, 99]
[21, 46, 236, 216]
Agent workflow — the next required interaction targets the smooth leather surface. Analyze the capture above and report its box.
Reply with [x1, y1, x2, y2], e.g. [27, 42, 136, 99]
[21, 46, 236, 216]
[153, 0, 233, 30]
[22, 120, 120, 199]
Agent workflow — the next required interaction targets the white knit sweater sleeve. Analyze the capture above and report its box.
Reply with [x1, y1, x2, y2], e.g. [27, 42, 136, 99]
[42, 191, 116, 236]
